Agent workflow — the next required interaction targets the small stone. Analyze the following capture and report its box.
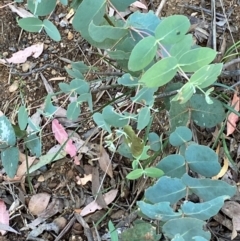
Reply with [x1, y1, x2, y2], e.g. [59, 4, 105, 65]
[9, 81, 19, 92]
[51, 69, 57, 75]
[22, 62, 30, 72]
[2, 52, 8, 57]
[68, 31, 74, 40]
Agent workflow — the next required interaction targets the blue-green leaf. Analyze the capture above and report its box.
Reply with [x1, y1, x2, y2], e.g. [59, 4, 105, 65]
[18, 17, 43, 32]
[155, 15, 190, 44]
[185, 144, 221, 177]
[117, 74, 139, 87]
[189, 63, 223, 88]
[18, 106, 28, 130]
[148, 132, 161, 151]
[169, 126, 192, 146]
[1, 147, 19, 178]
[182, 174, 236, 201]
[67, 102, 80, 121]
[162, 218, 210, 240]
[138, 201, 182, 221]
[145, 176, 186, 204]
[137, 107, 151, 130]
[0, 115, 16, 148]
[43, 19, 61, 41]
[27, 0, 57, 16]
[182, 195, 230, 220]
[89, 21, 127, 42]
[110, 0, 136, 11]
[128, 36, 157, 71]
[156, 154, 185, 178]
[43, 95, 57, 117]
[178, 48, 217, 72]
[140, 57, 178, 88]
[25, 133, 41, 157]
[102, 106, 128, 127]
[93, 113, 111, 133]
[131, 87, 157, 106]
[70, 79, 90, 94]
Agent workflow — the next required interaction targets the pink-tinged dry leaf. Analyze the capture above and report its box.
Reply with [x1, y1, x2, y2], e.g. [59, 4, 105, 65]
[0, 43, 43, 64]
[28, 193, 51, 216]
[9, 5, 34, 18]
[52, 119, 77, 157]
[98, 146, 113, 178]
[80, 189, 118, 216]
[227, 93, 240, 136]
[76, 174, 92, 185]
[0, 200, 9, 235]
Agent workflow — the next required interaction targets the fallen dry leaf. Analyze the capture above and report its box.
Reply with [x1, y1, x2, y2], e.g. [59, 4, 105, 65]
[17, 155, 36, 177]
[76, 174, 92, 185]
[221, 201, 240, 239]
[9, 4, 34, 18]
[80, 189, 118, 216]
[212, 156, 228, 180]
[227, 92, 240, 136]
[0, 43, 43, 64]
[98, 146, 113, 178]
[0, 200, 9, 235]
[28, 193, 51, 216]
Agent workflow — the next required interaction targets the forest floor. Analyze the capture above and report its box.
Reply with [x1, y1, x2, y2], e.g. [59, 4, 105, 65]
[0, 0, 240, 240]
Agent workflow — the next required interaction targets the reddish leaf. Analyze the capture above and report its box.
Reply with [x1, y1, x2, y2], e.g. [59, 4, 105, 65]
[52, 119, 77, 157]
[0, 200, 9, 235]
[227, 93, 240, 136]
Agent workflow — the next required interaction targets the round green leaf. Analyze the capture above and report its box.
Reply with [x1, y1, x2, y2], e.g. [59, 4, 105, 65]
[156, 154, 185, 178]
[178, 48, 217, 72]
[70, 79, 90, 94]
[137, 107, 151, 130]
[185, 144, 220, 177]
[67, 102, 80, 121]
[128, 36, 157, 71]
[169, 126, 192, 146]
[43, 19, 61, 41]
[190, 94, 225, 128]
[93, 113, 111, 133]
[1, 147, 19, 178]
[146, 176, 186, 204]
[27, 0, 57, 16]
[155, 15, 190, 44]
[103, 106, 128, 128]
[140, 57, 178, 87]
[162, 218, 210, 240]
[18, 106, 28, 130]
[18, 17, 43, 32]
[189, 63, 223, 88]
[148, 132, 161, 151]
[25, 133, 41, 157]
[144, 167, 164, 178]
[126, 169, 144, 180]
